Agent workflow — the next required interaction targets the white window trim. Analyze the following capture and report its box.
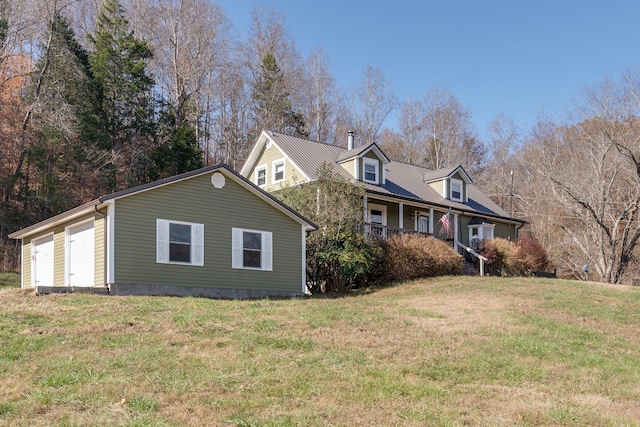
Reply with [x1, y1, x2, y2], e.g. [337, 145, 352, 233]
[450, 178, 464, 202]
[156, 219, 204, 266]
[272, 158, 285, 184]
[368, 203, 387, 225]
[415, 211, 430, 233]
[468, 223, 495, 247]
[255, 164, 267, 187]
[232, 228, 273, 271]
[363, 157, 379, 184]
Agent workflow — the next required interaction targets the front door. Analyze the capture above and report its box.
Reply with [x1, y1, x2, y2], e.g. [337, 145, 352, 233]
[68, 221, 95, 286]
[32, 235, 54, 288]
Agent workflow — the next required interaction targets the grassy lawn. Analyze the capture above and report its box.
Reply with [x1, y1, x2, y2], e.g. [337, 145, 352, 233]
[1, 277, 640, 426]
[0, 272, 19, 289]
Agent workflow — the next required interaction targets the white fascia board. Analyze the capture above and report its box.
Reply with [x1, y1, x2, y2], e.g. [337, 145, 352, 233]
[240, 131, 271, 176]
[363, 144, 391, 164]
[450, 165, 472, 183]
[269, 143, 311, 183]
[10, 204, 98, 240]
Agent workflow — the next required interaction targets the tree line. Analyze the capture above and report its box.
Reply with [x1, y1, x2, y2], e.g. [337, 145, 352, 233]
[1, 0, 639, 284]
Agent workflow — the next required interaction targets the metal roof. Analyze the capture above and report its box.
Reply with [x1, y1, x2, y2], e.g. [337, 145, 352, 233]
[263, 131, 521, 223]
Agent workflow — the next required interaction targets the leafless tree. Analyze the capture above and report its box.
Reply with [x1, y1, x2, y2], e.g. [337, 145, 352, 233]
[347, 65, 397, 146]
[419, 88, 483, 174]
[300, 47, 337, 143]
[521, 72, 640, 283]
[477, 113, 521, 209]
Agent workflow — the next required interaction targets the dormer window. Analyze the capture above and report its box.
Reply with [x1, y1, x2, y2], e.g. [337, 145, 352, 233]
[363, 158, 379, 184]
[450, 178, 463, 202]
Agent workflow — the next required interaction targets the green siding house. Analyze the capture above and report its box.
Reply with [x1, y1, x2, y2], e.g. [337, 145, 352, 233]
[241, 130, 526, 274]
[9, 165, 316, 298]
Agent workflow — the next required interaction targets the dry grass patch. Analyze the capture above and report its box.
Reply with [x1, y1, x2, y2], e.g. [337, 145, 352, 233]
[1, 277, 640, 426]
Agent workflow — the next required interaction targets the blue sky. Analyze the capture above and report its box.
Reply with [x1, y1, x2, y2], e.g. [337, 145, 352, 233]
[220, 0, 640, 139]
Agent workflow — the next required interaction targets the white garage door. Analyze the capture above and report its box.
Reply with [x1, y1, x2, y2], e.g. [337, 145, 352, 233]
[68, 221, 95, 287]
[33, 235, 54, 287]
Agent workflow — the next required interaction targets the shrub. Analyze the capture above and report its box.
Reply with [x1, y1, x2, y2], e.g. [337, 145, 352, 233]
[481, 236, 549, 276]
[516, 235, 549, 272]
[309, 232, 381, 293]
[375, 234, 464, 283]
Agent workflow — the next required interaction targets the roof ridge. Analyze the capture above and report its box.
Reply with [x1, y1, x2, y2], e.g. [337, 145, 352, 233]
[268, 130, 347, 150]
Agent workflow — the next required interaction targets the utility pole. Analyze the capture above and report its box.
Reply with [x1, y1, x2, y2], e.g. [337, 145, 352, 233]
[509, 170, 514, 239]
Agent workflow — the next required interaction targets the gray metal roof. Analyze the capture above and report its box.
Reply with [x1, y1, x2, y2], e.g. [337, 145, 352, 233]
[265, 131, 520, 222]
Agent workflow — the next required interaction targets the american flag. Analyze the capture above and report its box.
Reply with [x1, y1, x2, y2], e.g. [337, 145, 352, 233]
[438, 210, 453, 238]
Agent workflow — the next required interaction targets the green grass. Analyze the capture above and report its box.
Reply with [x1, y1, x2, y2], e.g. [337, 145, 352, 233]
[0, 272, 19, 289]
[1, 276, 640, 426]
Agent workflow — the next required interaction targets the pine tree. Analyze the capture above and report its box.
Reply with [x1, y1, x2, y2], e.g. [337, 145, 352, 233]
[149, 112, 203, 181]
[251, 51, 307, 137]
[89, 0, 155, 188]
[20, 12, 109, 222]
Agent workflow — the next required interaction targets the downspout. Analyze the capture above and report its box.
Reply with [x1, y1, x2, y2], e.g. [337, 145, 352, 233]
[94, 205, 108, 290]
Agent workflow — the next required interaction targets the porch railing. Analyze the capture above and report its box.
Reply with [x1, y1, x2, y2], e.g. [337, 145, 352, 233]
[364, 223, 433, 239]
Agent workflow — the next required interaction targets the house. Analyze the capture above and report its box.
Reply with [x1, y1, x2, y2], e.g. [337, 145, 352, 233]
[240, 130, 525, 271]
[8, 164, 316, 298]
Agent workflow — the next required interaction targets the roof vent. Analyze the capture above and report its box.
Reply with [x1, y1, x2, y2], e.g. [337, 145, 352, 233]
[348, 131, 355, 150]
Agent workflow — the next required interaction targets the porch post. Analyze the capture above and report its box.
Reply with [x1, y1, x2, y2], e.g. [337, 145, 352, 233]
[362, 194, 369, 222]
[399, 202, 403, 231]
[429, 208, 434, 233]
[454, 213, 459, 252]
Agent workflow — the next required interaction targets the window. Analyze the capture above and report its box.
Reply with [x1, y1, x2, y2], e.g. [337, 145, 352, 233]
[232, 228, 272, 271]
[367, 203, 387, 237]
[450, 178, 463, 202]
[255, 165, 267, 187]
[370, 209, 383, 225]
[416, 213, 430, 233]
[156, 219, 204, 266]
[273, 159, 285, 183]
[363, 158, 378, 184]
[468, 222, 495, 250]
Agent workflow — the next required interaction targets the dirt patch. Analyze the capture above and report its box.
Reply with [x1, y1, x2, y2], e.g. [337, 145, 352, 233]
[404, 291, 524, 333]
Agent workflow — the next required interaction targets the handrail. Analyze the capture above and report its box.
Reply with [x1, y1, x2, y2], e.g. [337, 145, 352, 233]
[456, 241, 487, 276]
[364, 223, 433, 238]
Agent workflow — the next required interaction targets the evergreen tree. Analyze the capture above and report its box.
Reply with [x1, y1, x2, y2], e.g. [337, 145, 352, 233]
[0, 17, 7, 45]
[149, 112, 203, 181]
[251, 51, 307, 137]
[19, 12, 109, 224]
[89, 0, 155, 188]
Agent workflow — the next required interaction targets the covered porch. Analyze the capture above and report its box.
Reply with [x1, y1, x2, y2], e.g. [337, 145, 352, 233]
[363, 195, 489, 275]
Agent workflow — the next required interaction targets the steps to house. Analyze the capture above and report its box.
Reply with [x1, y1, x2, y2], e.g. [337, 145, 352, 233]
[463, 261, 480, 276]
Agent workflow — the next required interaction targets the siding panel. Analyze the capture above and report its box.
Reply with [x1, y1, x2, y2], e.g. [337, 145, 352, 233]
[113, 173, 303, 294]
[248, 143, 307, 191]
[429, 180, 444, 197]
[22, 240, 31, 288]
[495, 222, 515, 240]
